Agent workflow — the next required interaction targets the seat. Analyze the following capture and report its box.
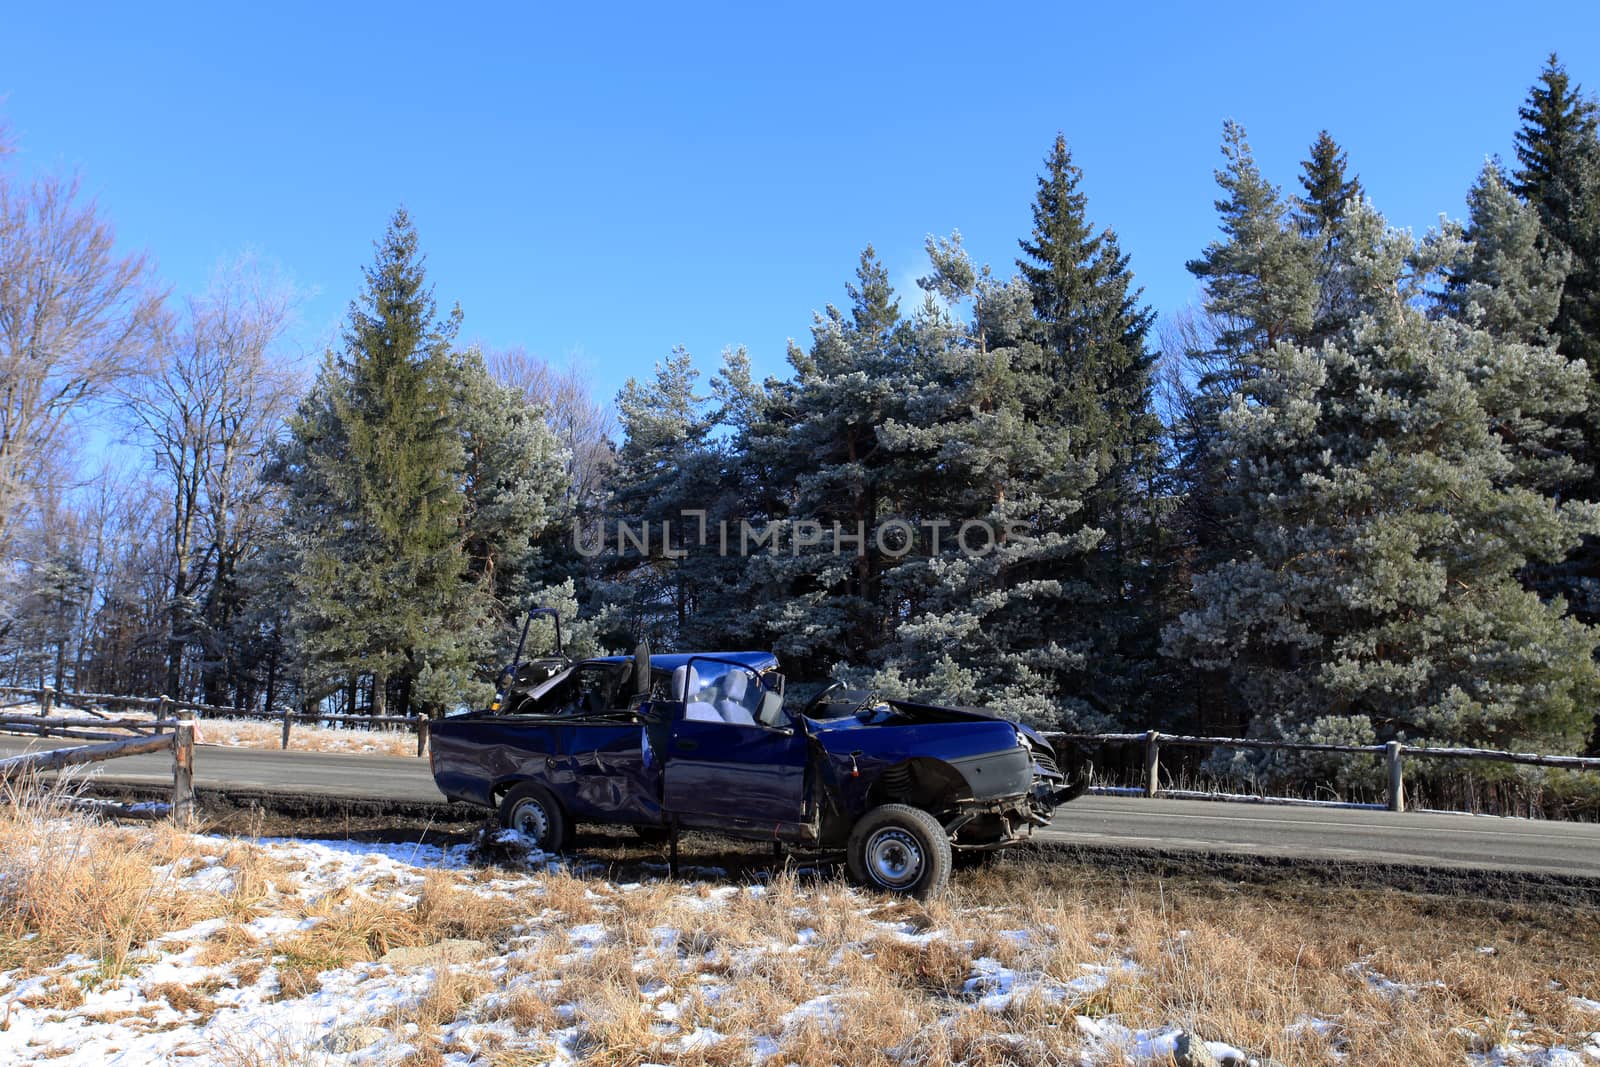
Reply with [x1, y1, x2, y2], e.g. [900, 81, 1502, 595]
[673, 664, 722, 722]
[715, 671, 758, 726]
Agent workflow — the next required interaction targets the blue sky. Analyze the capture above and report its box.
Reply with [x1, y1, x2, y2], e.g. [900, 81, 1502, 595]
[5, 2, 1599, 408]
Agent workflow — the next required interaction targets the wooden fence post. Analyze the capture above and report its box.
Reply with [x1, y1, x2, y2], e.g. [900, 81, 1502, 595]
[416, 716, 430, 758]
[1144, 730, 1161, 798]
[172, 716, 195, 827]
[1386, 741, 1405, 813]
[157, 695, 171, 733]
[280, 709, 292, 750]
[39, 687, 54, 716]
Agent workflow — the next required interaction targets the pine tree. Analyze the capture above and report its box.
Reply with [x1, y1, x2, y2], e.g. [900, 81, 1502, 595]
[1174, 121, 1320, 658]
[1187, 122, 1319, 361]
[596, 346, 717, 646]
[742, 247, 912, 678]
[1430, 161, 1579, 496]
[1509, 55, 1600, 637]
[853, 239, 1104, 727]
[276, 209, 471, 716]
[1165, 199, 1600, 757]
[1436, 160, 1571, 346]
[453, 346, 568, 665]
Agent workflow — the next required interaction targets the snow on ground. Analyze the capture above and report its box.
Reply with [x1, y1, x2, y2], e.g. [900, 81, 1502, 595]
[0, 820, 1595, 1066]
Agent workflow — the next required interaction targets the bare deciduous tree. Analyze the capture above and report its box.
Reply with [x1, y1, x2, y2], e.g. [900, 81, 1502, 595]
[486, 346, 615, 509]
[0, 145, 163, 550]
[126, 260, 296, 698]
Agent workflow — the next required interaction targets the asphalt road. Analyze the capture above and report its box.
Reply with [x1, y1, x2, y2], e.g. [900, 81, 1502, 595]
[6, 735, 1600, 879]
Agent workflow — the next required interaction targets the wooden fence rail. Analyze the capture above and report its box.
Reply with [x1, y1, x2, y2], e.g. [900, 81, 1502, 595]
[0, 685, 431, 757]
[1048, 731, 1600, 813]
[0, 723, 196, 824]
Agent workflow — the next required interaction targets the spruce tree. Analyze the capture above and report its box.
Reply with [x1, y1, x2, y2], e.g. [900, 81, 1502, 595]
[1294, 130, 1365, 344]
[277, 209, 471, 716]
[1015, 135, 1168, 722]
[1513, 54, 1600, 371]
[1294, 131, 1363, 239]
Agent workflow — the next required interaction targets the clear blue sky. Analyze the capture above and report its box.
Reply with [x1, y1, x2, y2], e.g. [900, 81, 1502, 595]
[5, 2, 1598, 407]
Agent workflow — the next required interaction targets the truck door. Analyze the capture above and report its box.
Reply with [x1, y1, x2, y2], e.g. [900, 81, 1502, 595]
[661, 660, 809, 838]
[559, 663, 659, 824]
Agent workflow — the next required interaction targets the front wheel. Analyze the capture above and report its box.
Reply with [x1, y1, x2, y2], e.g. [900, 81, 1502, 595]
[499, 783, 569, 854]
[845, 804, 952, 899]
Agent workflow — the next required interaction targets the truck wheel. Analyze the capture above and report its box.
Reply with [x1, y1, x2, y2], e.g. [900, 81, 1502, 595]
[500, 783, 569, 853]
[846, 804, 951, 898]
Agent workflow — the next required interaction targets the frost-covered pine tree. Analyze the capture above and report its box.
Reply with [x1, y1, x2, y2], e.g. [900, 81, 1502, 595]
[592, 347, 719, 647]
[854, 236, 1105, 728]
[1434, 160, 1571, 348]
[732, 248, 914, 680]
[1426, 161, 1580, 510]
[1174, 123, 1320, 596]
[1165, 198, 1600, 754]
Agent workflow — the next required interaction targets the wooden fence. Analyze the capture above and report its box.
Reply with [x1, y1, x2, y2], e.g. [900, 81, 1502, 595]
[0, 712, 195, 824]
[1048, 730, 1600, 813]
[0, 685, 430, 757]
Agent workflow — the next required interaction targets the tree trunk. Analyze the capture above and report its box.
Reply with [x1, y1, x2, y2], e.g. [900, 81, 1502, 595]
[262, 638, 279, 715]
[371, 671, 387, 718]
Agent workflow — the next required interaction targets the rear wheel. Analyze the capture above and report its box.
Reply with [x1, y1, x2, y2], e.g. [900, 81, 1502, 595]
[845, 804, 952, 899]
[499, 783, 569, 853]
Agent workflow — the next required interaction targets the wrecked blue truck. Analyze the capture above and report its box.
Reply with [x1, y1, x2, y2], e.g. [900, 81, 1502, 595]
[429, 634, 1080, 897]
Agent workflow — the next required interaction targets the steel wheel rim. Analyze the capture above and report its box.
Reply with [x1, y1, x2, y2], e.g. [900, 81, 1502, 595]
[511, 798, 551, 845]
[865, 827, 923, 888]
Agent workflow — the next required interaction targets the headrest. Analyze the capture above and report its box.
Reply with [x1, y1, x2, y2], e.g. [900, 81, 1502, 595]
[723, 671, 748, 702]
[671, 665, 689, 702]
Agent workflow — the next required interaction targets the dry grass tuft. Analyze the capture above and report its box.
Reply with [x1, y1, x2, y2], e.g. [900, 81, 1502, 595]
[414, 870, 523, 945]
[0, 781, 225, 978]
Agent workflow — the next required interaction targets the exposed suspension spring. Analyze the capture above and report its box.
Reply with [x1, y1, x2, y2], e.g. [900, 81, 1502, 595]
[879, 763, 914, 799]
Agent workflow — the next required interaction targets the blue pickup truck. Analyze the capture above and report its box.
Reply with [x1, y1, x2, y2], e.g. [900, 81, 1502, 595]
[429, 629, 1080, 897]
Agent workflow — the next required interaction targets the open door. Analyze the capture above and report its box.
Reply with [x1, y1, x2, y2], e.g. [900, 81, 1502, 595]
[661, 659, 809, 836]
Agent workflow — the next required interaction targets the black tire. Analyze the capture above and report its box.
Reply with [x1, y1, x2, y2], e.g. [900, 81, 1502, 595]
[632, 824, 673, 845]
[845, 804, 952, 899]
[499, 783, 569, 853]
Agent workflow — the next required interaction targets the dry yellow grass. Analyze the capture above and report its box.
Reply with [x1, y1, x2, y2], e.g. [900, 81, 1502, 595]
[193, 717, 417, 757]
[2, 779, 1597, 1066]
[0, 782, 233, 978]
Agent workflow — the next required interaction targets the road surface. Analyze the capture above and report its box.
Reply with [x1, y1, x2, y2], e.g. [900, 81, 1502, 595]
[5, 735, 1600, 879]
